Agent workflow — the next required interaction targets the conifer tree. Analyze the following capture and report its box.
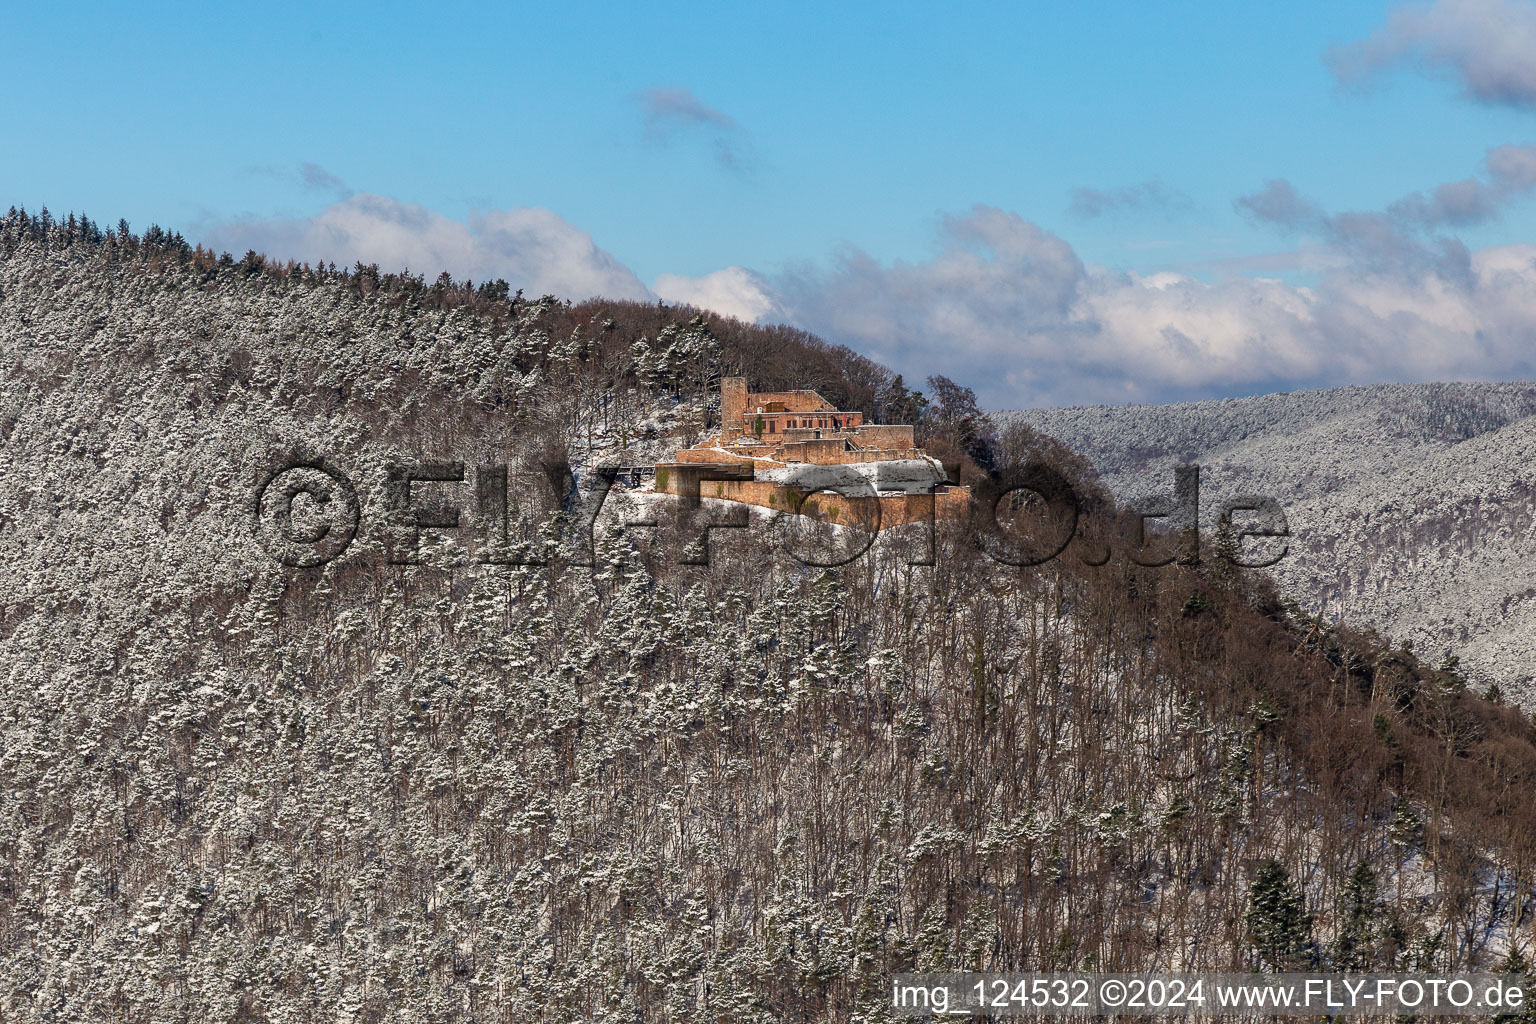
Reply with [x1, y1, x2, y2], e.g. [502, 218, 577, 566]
[1246, 860, 1316, 970]
[1332, 862, 1380, 970]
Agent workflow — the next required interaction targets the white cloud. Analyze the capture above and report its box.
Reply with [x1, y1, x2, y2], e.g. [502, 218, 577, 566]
[202, 195, 786, 324]
[772, 204, 1536, 408]
[635, 86, 746, 170]
[298, 161, 351, 197]
[197, 191, 1536, 412]
[653, 266, 779, 321]
[201, 194, 653, 302]
[1069, 180, 1194, 219]
[1328, 0, 1536, 109]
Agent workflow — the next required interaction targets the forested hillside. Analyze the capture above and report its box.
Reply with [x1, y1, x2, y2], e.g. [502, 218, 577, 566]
[1006, 384, 1536, 706]
[3, 209, 1536, 1022]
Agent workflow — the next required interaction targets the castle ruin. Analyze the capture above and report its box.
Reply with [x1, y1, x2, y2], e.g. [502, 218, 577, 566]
[653, 377, 971, 527]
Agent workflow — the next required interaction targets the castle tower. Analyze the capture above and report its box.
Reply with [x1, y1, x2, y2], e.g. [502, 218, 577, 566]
[720, 376, 747, 440]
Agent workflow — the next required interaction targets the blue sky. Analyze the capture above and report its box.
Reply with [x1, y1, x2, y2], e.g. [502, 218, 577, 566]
[7, 1, 1536, 407]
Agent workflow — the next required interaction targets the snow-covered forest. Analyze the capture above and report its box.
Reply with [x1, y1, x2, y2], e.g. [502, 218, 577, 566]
[3, 209, 1536, 1022]
[1006, 383, 1536, 705]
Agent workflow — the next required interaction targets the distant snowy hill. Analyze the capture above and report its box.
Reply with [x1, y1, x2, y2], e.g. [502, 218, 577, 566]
[1006, 382, 1536, 703]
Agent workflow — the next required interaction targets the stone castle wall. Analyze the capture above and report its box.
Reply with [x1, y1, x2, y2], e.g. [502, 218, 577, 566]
[654, 468, 971, 528]
[744, 389, 835, 414]
[848, 424, 915, 449]
[672, 441, 926, 468]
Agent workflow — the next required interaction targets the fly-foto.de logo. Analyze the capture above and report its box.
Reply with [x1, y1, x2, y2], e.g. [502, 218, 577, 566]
[251, 459, 1290, 571]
